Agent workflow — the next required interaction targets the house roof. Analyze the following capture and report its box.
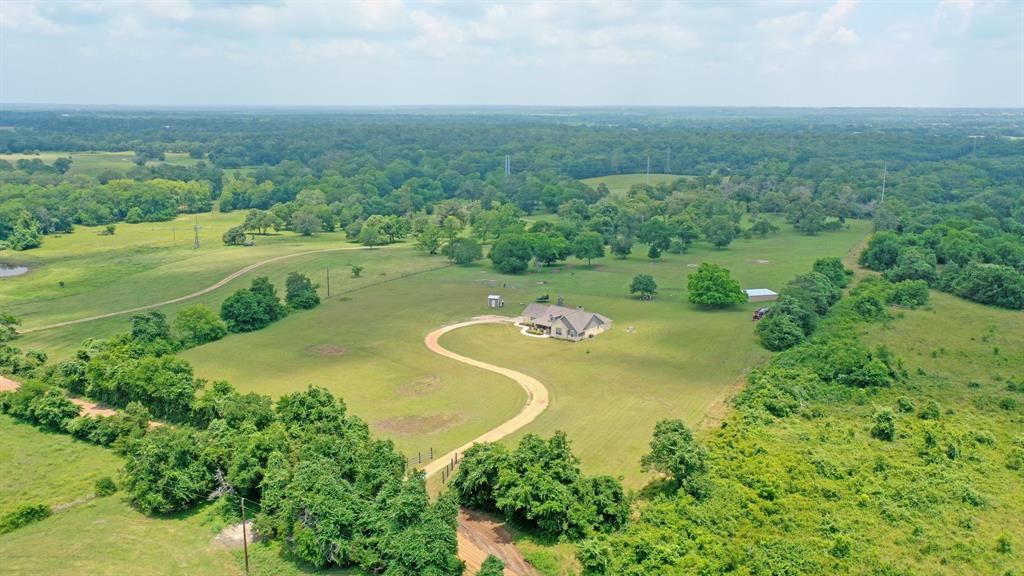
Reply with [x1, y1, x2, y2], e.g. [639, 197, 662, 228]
[744, 288, 778, 297]
[488, 294, 502, 299]
[522, 303, 611, 333]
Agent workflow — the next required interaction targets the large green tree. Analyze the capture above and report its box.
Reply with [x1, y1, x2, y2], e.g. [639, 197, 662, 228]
[687, 263, 744, 307]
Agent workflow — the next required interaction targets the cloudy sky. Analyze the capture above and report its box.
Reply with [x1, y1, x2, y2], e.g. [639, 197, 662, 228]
[1, 0, 1021, 107]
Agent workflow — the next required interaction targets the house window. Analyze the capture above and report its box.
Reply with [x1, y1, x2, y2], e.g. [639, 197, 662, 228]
[555, 328, 562, 336]
[570, 330, 577, 337]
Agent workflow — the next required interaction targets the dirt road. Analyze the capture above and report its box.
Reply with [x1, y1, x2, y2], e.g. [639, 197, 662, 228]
[20, 245, 382, 334]
[421, 315, 548, 478]
[422, 315, 548, 575]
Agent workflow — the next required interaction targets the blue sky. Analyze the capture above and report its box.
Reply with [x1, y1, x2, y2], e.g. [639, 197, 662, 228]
[1, 0, 1021, 107]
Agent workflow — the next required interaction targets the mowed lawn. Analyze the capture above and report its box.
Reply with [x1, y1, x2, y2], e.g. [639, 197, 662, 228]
[186, 221, 869, 485]
[180, 264, 528, 462]
[580, 173, 691, 197]
[0, 151, 199, 177]
[440, 221, 870, 488]
[4, 213, 445, 358]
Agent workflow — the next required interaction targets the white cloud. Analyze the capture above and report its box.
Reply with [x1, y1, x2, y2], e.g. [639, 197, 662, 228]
[1, 1, 69, 35]
[805, 0, 859, 45]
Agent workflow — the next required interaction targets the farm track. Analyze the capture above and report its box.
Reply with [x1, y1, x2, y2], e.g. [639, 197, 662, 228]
[19, 245, 385, 334]
[422, 316, 548, 576]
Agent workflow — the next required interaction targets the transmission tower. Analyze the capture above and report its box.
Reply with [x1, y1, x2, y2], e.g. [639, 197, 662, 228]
[193, 216, 202, 250]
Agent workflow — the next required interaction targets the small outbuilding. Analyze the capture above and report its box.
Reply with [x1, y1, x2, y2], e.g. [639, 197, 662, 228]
[487, 294, 505, 309]
[744, 288, 779, 303]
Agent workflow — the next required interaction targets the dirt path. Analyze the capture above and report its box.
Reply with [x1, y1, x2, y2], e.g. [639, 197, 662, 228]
[421, 315, 549, 575]
[420, 315, 549, 478]
[0, 374, 156, 421]
[20, 245, 383, 335]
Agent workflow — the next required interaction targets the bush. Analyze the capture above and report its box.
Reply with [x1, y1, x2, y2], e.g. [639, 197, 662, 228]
[812, 257, 850, 288]
[871, 409, 896, 441]
[887, 280, 930, 307]
[95, 476, 118, 497]
[452, 432, 627, 539]
[173, 305, 228, 348]
[851, 293, 887, 321]
[285, 272, 320, 310]
[0, 504, 51, 534]
[122, 427, 218, 514]
[919, 400, 941, 420]
[756, 313, 806, 351]
[220, 277, 287, 333]
[222, 225, 247, 245]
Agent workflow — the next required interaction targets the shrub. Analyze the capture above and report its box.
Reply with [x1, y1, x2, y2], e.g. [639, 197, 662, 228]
[871, 409, 896, 441]
[887, 280, 930, 307]
[173, 305, 228, 348]
[812, 257, 850, 288]
[122, 427, 218, 514]
[284, 272, 320, 310]
[95, 476, 118, 497]
[851, 293, 887, 321]
[896, 396, 915, 413]
[0, 504, 51, 534]
[756, 313, 806, 351]
[222, 225, 247, 245]
[919, 400, 941, 420]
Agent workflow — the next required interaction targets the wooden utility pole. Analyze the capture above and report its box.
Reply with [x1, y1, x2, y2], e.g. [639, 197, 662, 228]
[326, 267, 331, 297]
[241, 498, 250, 574]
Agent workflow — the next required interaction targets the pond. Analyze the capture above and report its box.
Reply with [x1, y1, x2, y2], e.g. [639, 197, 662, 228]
[0, 263, 29, 278]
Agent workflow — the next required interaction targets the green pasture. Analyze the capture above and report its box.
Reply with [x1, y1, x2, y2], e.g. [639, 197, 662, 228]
[185, 221, 869, 484]
[439, 222, 869, 487]
[2, 213, 432, 356]
[0, 417, 357, 575]
[0, 415, 121, 516]
[0, 150, 199, 177]
[580, 173, 691, 196]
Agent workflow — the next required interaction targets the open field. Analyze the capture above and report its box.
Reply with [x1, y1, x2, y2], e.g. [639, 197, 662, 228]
[0, 415, 121, 516]
[2, 213, 442, 357]
[185, 221, 870, 484]
[0, 416, 358, 575]
[0, 151, 199, 177]
[438, 222, 869, 487]
[580, 173, 691, 196]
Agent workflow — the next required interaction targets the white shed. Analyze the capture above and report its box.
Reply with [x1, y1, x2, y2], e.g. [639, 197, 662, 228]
[744, 288, 779, 303]
[487, 294, 505, 308]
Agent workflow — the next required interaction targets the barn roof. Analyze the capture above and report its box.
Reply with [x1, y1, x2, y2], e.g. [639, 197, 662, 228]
[744, 288, 778, 297]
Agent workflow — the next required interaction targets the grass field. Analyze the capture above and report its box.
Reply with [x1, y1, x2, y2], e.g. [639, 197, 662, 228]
[0, 415, 121, 516]
[0, 151, 199, 177]
[184, 221, 870, 485]
[580, 173, 691, 197]
[0, 416, 359, 575]
[2, 213, 441, 357]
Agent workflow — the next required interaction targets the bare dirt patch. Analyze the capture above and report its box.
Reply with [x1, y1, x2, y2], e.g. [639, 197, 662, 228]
[211, 521, 257, 549]
[0, 375, 18, 392]
[69, 396, 118, 418]
[306, 343, 348, 356]
[458, 508, 539, 576]
[399, 374, 442, 396]
[373, 413, 464, 436]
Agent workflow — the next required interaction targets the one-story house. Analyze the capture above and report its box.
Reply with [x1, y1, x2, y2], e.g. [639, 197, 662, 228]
[521, 303, 612, 342]
[744, 288, 779, 303]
